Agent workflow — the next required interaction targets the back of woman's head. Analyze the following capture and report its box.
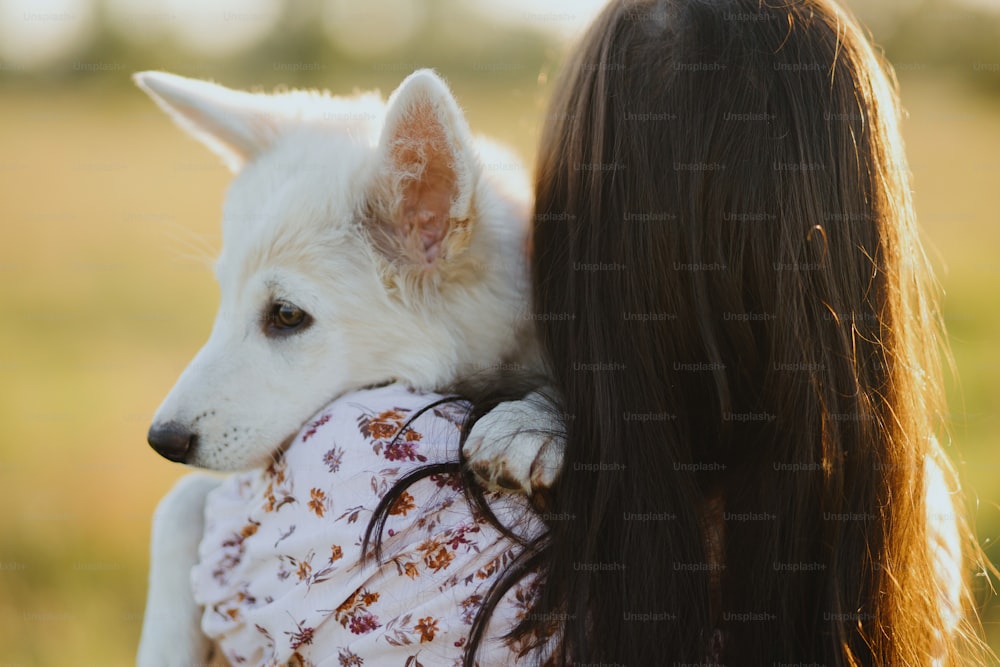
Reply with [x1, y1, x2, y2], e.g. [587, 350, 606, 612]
[526, 0, 989, 663]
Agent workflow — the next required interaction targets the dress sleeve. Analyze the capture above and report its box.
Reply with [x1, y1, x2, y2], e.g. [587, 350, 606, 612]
[191, 383, 546, 667]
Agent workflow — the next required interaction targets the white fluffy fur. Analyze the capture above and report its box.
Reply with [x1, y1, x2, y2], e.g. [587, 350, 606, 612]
[137, 69, 536, 472]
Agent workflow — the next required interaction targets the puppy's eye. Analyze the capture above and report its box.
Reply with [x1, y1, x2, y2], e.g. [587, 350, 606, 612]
[265, 300, 312, 336]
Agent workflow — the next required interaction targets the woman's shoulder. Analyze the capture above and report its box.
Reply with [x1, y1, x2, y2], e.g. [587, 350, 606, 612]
[330, 382, 454, 411]
[320, 383, 460, 427]
[287, 383, 469, 468]
[193, 383, 544, 665]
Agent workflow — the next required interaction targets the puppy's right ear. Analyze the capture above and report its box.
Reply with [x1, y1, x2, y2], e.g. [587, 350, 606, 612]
[367, 69, 478, 272]
[134, 71, 279, 172]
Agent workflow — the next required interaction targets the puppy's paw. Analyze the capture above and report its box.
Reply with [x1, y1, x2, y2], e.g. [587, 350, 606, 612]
[465, 393, 565, 496]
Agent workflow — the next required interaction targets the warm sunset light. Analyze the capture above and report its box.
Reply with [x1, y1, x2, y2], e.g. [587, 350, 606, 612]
[1, 0, 998, 664]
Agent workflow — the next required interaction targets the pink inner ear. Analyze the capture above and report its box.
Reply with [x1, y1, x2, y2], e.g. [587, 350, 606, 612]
[391, 106, 458, 265]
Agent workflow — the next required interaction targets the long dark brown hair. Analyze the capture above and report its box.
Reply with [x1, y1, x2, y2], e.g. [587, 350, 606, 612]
[370, 0, 992, 664]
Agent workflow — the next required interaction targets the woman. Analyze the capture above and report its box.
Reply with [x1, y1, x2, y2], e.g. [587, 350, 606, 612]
[435, 0, 992, 664]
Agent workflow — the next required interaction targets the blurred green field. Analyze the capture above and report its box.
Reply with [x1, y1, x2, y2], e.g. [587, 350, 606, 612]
[0, 70, 997, 664]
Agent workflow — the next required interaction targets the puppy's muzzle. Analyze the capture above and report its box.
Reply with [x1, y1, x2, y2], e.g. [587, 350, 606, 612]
[147, 422, 196, 463]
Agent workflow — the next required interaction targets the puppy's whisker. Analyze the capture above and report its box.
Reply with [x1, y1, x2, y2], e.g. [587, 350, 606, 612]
[160, 223, 220, 268]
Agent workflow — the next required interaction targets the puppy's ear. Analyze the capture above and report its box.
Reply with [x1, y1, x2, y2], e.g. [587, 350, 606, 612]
[369, 69, 478, 269]
[134, 71, 279, 172]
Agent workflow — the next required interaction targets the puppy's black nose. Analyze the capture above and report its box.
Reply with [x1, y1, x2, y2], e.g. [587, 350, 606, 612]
[147, 422, 195, 463]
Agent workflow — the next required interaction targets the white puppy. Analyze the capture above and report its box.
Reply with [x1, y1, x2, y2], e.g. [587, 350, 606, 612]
[135, 70, 559, 666]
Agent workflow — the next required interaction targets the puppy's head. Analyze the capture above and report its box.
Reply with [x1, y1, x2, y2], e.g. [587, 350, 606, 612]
[137, 70, 531, 470]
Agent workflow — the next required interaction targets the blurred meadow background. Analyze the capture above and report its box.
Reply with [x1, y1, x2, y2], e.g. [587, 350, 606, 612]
[0, 0, 998, 663]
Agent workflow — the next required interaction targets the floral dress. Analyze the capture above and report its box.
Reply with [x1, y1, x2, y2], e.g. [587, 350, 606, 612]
[192, 384, 550, 667]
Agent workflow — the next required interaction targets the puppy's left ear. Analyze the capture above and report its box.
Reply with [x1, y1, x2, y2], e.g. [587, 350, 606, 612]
[134, 71, 279, 172]
[369, 70, 478, 269]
